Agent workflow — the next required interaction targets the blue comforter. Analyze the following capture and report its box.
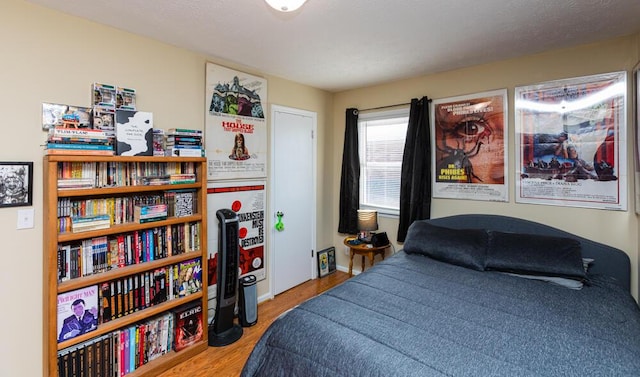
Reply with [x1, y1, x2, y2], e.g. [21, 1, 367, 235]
[241, 252, 640, 376]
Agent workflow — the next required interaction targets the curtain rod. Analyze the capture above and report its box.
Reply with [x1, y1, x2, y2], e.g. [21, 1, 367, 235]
[359, 98, 431, 112]
[359, 102, 411, 112]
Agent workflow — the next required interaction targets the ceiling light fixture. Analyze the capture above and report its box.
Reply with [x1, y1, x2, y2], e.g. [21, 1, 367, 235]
[265, 0, 308, 12]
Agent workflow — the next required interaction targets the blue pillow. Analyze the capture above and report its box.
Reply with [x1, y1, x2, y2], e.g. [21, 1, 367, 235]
[403, 221, 488, 271]
[486, 230, 586, 281]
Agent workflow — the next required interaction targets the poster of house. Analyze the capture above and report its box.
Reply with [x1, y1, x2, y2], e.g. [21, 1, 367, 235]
[514, 71, 627, 210]
[431, 89, 508, 202]
[205, 62, 267, 180]
[206, 180, 266, 323]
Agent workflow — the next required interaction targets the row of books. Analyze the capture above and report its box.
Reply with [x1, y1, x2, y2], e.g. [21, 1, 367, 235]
[57, 223, 201, 282]
[56, 160, 197, 189]
[57, 190, 196, 233]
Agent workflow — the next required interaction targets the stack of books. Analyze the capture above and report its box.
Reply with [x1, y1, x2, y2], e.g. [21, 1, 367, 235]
[169, 174, 196, 184]
[71, 214, 111, 233]
[165, 128, 204, 157]
[134, 204, 168, 223]
[46, 127, 114, 156]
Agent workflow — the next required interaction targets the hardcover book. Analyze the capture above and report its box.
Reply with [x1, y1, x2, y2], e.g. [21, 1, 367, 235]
[57, 285, 99, 343]
[115, 110, 153, 156]
[173, 302, 203, 352]
[177, 258, 202, 297]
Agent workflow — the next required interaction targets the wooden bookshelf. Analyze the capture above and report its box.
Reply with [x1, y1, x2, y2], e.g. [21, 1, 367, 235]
[43, 156, 208, 377]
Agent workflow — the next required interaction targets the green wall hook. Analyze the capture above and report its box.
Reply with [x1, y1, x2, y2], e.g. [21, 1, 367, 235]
[275, 211, 285, 231]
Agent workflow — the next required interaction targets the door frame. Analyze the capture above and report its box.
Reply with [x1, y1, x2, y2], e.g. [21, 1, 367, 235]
[268, 104, 318, 298]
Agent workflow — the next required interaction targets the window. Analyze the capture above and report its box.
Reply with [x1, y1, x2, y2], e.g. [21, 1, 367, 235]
[358, 108, 409, 216]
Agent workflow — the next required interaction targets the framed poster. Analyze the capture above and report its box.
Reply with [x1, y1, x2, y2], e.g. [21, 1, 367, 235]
[317, 247, 336, 277]
[431, 89, 508, 201]
[0, 162, 33, 207]
[206, 180, 266, 322]
[317, 249, 329, 277]
[205, 62, 267, 180]
[515, 72, 627, 210]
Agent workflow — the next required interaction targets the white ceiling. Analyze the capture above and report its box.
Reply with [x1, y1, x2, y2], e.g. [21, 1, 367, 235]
[26, 0, 640, 92]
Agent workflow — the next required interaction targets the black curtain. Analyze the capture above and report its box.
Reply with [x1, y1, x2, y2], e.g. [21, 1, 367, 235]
[338, 108, 360, 234]
[397, 97, 432, 242]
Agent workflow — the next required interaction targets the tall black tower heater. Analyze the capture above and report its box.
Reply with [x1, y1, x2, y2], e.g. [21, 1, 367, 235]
[208, 209, 243, 346]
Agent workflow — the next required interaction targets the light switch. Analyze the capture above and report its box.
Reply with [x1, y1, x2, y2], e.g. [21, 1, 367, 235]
[17, 208, 34, 229]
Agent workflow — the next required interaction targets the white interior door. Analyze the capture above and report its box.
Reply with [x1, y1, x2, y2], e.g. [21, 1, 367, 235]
[271, 105, 316, 295]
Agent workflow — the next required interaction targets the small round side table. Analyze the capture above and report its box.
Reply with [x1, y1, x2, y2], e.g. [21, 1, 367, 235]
[343, 236, 390, 277]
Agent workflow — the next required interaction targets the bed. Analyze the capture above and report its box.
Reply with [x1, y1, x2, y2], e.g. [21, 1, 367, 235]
[241, 214, 640, 376]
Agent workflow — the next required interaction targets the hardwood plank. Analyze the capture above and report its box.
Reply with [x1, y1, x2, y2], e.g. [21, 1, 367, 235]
[158, 271, 350, 377]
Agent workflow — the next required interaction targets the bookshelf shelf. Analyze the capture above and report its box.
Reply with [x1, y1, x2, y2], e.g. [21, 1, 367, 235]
[44, 156, 209, 377]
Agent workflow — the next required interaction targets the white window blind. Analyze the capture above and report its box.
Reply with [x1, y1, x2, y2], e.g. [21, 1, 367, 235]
[358, 108, 409, 215]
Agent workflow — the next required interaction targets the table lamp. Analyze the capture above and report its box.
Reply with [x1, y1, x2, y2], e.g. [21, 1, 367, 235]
[357, 210, 378, 243]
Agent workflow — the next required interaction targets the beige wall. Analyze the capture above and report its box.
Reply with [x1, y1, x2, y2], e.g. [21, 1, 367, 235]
[0, 1, 331, 376]
[333, 33, 640, 301]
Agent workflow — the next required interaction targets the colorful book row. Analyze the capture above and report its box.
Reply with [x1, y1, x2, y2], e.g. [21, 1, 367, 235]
[57, 223, 201, 282]
[56, 161, 197, 189]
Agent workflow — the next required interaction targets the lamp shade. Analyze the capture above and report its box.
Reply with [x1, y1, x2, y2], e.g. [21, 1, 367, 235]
[265, 0, 308, 12]
[357, 210, 378, 232]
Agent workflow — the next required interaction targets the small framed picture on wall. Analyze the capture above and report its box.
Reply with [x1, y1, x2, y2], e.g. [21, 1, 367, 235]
[0, 162, 33, 208]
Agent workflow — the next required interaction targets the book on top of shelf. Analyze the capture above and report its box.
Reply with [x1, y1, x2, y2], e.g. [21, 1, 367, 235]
[177, 258, 202, 297]
[115, 110, 153, 156]
[165, 147, 205, 158]
[167, 128, 202, 136]
[173, 302, 203, 352]
[47, 136, 111, 144]
[49, 126, 108, 139]
[57, 285, 99, 343]
[46, 143, 113, 151]
[45, 149, 115, 157]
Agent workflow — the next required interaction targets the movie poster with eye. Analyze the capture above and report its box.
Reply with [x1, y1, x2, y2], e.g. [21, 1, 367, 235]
[431, 89, 508, 201]
[205, 62, 267, 180]
[514, 72, 627, 210]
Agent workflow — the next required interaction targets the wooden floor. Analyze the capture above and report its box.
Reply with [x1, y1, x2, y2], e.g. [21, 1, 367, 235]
[158, 271, 350, 377]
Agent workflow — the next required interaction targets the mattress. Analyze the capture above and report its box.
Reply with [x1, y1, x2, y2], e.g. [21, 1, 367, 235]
[241, 252, 640, 377]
